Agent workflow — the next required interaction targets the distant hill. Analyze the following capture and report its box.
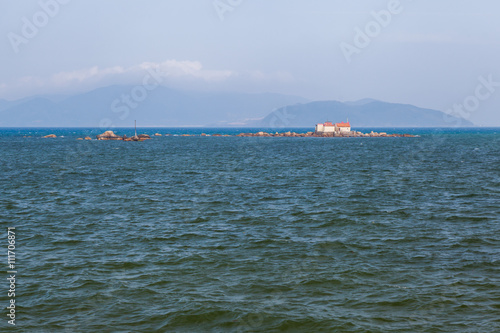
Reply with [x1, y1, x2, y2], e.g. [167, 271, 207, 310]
[343, 98, 380, 106]
[0, 86, 308, 127]
[251, 100, 474, 127]
[0, 89, 473, 127]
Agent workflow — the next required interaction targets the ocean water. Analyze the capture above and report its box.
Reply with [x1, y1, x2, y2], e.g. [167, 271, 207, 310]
[1, 127, 499, 332]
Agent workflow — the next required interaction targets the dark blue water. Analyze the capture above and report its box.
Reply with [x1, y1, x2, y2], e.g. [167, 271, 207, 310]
[1, 128, 499, 332]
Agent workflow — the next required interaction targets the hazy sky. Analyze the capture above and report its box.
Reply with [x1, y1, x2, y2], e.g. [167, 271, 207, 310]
[1, 0, 500, 125]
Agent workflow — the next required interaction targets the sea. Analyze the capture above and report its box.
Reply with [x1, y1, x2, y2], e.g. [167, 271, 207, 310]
[1, 127, 499, 332]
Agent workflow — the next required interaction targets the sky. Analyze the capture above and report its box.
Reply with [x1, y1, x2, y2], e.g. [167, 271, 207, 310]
[1, 0, 500, 125]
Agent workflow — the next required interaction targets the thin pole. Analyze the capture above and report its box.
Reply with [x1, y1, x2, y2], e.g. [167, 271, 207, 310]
[135, 120, 137, 137]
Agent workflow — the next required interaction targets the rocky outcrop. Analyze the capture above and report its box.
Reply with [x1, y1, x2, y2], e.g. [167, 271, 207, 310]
[91, 129, 416, 141]
[123, 134, 151, 141]
[124, 135, 137, 141]
[85, 136, 92, 140]
[154, 133, 162, 136]
[43, 134, 57, 138]
[96, 131, 123, 140]
[233, 131, 417, 138]
[95, 130, 152, 141]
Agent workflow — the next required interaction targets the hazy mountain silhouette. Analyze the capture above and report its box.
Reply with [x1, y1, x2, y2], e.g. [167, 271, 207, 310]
[252, 100, 474, 127]
[0, 85, 308, 127]
[0, 87, 473, 127]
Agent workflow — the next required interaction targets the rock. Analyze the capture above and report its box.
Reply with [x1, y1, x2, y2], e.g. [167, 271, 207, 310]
[96, 131, 123, 140]
[77, 138, 83, 140]
[109, 129, 418, 140]
[85, 137, 92, 140]
[95, 131, 150, 141]
[43, 134, 57, 138]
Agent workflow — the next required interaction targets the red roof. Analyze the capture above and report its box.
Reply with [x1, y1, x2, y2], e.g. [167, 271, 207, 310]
[317, 121, 351, 127]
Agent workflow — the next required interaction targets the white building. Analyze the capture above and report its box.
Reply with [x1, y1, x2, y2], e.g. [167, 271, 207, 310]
[315, 121, 351, 134]
[336, 121, 351, 133]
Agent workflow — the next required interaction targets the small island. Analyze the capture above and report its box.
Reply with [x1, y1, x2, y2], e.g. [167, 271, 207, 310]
[96, 130, 151, 141]
[89, 121, 416, 140]
[234, 121, 416, 137]
[95, 122, 151, 141]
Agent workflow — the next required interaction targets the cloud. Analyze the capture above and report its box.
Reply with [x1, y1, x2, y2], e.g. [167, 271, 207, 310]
[51, 66, 126, 84]
[0, 60, 237, 99]
[48, 60, 234, 86]
[0, 59, 296, 100]
[139, 60, 233, 82]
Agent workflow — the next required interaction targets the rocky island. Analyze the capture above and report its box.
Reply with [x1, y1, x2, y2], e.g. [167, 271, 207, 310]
[211, 121, 416, 138]
[42, 122, 416, 140]
[233, 131, 415, 138]
[96, 131, 151, 141]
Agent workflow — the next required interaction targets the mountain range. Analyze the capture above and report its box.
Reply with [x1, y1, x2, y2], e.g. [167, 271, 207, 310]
[0, 85, 308, 127]
[0, 86, 473, 127]
[252, 99, 473, 127]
